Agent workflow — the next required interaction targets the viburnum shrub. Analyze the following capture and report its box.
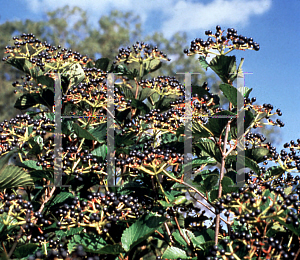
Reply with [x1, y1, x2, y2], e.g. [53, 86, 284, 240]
[0, 25, 299, 260]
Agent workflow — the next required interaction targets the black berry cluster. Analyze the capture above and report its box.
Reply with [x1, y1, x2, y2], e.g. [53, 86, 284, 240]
[184, 25, 260, 57]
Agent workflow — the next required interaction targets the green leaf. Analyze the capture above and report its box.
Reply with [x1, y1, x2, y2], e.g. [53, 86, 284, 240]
[68, 233, 106, 253]
[230, 109, 255, 138]
[91, 144, 107, 159]
[161, 133, 177, 144]
[45, 192, 74, 210]
[139, 88, 156, 101]
[121, 212, 166, 252]
[156, 94, 178, 110]
[41, 89, 54, 109]
[199, 56, 209, 70]
[171, 196, 188, 206]
[259, 190, 274, 212]
[206, 110, 237, 137]
[6, 58, 43, 78]
[191, 85, 211, 99]
[86, 61, 95, 68]
[225, 155, 260, 174]
[62, 63, 85, 87]
[244, 147, 271, 164]
[36, 75, 55, 92]
[180, 157, 217, 174]
[162, 246, 188, 259]
[192, 120, 212, 138]
[88, 123, 107, 143]
[0, 165, 34, 189]
[221, 176, 239, 195]
[73, 123, 106, 143]
[265, 166, 285, 178]
[14, 93, 48, 110]
[144, 59, 162, 75]
[219, 83, 243, 107]
[203, 174, 219, 191]
[95, 58, 110, 71]
[17, 160, 42, 170]
[56, 226, 84, 237]
[208, 189, 219, 203]
[273, 211, 300, 237]
[13, 244, 38, 258]
[237, 86, 252, 98]
[209, 55, 237, 83]
[196, 138, 222, 163]
[95, 244, 125, 254]
[130, 98, 150, 115]
[29, 170, 52, 182]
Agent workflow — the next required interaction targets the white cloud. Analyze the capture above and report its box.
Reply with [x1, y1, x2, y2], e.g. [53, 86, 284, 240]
[160, 0, 272, 38]
[24, 0, 271, 39]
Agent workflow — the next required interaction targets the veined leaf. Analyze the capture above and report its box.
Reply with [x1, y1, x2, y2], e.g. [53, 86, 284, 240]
[209, 55, 237, 83]
[0, 165, 34, 189]
[121, 212, 166, 252]
[162, 246, 188, 259]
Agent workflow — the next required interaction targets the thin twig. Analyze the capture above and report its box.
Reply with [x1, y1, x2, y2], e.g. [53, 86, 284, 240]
[7, 210, 30, 258]
[154, 230, 171, 246]
[215, 120, 231, 245]
[188, 192, 233, 225]
[174, 216, 190, 246]
[164, 222, 174, 244]
[294, 238, 300, 260]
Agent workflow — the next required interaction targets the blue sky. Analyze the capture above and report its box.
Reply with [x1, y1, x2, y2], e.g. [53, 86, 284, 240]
[1, 0, 300, 160]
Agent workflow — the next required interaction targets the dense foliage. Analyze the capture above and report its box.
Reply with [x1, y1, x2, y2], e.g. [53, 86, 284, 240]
[0, 25, 299, 260]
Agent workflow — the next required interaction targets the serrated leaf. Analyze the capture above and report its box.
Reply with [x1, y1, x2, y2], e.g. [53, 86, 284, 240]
[265, 166, 285, 178]
[226, 155, 260, 174]
[162, 246, 188, 259]
[192, 120, 211, 138]
[237, 86, 252, 98]
[139, 88, 156, 101]
[221, 176, 239, 195]
[206, 110, 237, 137]
[121, 213, 166, 252]
[29, 170, 52, 182]
[6, 58, 43, 78]
[181, 157, 217, 174]
[199, 56, 209, 70]
[13, 244, 38, 258]
[17, 160, 43, 170]
[0, 165, 34, 189]
[203, 174, 219, 191]
[91, 144, 107, 159]
[196, 138, 222, 163]
[273, 212, 300, 237]
[73, 123, 106, 143]
[36, 75, 55, 92]
[209, 55, 237, 83]
[56, 227, 84, 239]
[161, 133, 177, 144]
[130, 98, 150, 115]
[244, 147, 271, 164]
[95, 244, 125, 254]
[88, 123, 107, 143]
[95, 58, 110, 71]
[219, 83, 243, 107]
[208, 189, 219, 203]
[14, 93, 48, 110]
[45, 192, 74, 210]
[62, 63, 85, 87]
[230, 109, 255, 138]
